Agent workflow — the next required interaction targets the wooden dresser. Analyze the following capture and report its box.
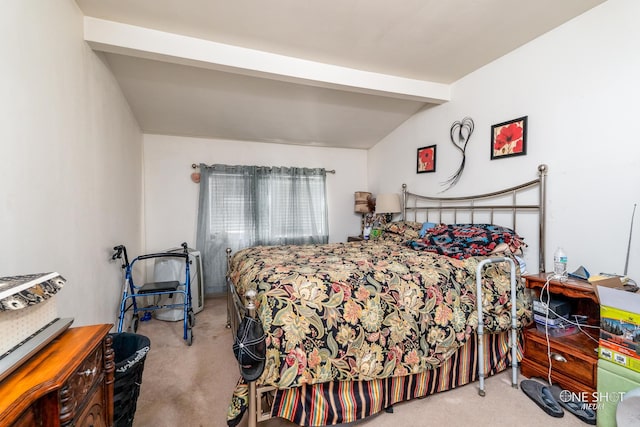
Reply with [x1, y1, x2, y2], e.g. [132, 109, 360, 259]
[0, 324, 114, 427]
[521, 274, 600, 399]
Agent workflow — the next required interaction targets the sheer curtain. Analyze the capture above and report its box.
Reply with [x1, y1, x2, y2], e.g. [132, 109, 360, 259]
[196, 164, 328, 294]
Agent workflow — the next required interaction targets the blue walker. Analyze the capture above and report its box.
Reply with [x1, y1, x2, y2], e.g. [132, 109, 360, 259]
[112, 242, 194, 345]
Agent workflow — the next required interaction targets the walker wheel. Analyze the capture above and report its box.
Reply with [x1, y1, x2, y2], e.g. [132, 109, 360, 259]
[131, 316, 139, 333]
[188, 311, 195, 327]
[186, 328, 193, 346]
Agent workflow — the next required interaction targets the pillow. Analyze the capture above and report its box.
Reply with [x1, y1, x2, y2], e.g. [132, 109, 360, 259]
[379, 221, 422, 242]
[419, 222, 437, 238]
[514, 255, 527, 274]
[409, 223, 526, 259]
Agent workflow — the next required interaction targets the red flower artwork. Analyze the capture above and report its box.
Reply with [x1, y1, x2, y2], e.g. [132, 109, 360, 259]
[491, 117, 527, 159]
[419, 149, 433, 168]
[417, 145, 436, 173]
[494, 123, 523, 153]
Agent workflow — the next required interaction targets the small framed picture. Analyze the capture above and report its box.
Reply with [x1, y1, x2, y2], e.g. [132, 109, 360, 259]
[417, 145, 436, 173]
[490, 116, 527, 160]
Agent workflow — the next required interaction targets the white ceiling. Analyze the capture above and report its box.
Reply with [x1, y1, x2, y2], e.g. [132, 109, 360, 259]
[76, 0, 605, 149]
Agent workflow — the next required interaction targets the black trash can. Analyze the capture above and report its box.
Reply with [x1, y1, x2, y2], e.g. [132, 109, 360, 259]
[109, 332, 151, 427]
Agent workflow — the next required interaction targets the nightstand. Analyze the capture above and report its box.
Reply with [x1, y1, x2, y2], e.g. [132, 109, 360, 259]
[521, 273, 600, 400]
[347, 236, 364, 242]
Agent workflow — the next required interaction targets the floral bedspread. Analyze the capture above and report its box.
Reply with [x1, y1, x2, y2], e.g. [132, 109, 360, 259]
[228, 239, 532, 390]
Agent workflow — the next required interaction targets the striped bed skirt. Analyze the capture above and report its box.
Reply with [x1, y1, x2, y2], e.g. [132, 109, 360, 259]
[228, 331, 521, 426]
[272, 331, 520, 426]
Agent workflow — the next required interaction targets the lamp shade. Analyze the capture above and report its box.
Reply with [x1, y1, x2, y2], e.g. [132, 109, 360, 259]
[375, 193, 401, 214]
[354, 191, 372, 213]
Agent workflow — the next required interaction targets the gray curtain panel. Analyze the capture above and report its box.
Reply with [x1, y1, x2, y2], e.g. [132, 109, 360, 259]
[196, 164, 328, 295]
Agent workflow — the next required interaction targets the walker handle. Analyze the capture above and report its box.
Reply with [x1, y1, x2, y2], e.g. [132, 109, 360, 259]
[111, 245, 123, 260]
[112, 245, 129, 266]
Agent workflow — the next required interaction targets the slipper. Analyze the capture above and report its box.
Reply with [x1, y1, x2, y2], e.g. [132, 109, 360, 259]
[520, 379, 564, 418]
[549, 384, 596, 425]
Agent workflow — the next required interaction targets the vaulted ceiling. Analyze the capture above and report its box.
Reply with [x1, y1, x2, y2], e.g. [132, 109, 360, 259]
[76, 0, 605, 149]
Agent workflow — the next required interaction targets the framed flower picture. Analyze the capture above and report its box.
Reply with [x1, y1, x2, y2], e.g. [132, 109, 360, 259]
[417, 145, 436, 173]
[490, 116, 527, 160]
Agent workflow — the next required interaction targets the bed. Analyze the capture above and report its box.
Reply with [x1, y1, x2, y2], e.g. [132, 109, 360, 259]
[226, 164, 548, 427]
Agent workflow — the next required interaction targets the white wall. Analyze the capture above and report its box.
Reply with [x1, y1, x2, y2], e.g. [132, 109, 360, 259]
[369, 0, 640, 279]
[0, 1, 143, 326]
[143, 134, 367, 255]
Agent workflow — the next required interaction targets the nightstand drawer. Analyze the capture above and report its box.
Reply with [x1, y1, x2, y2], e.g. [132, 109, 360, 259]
[524, 329, 597, 388]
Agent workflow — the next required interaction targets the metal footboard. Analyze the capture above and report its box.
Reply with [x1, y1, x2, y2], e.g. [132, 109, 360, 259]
[226, 248, 274, 427]
[476, 257, 519, 396]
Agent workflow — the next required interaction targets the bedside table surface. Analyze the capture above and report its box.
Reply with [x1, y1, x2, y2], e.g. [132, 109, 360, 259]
[524, 272, 598, 303]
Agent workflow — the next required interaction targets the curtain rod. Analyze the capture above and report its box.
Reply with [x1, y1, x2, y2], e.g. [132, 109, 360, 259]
[191, 163, 335, 174]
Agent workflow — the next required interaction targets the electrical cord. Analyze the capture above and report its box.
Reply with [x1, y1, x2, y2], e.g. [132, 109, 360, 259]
[538, 273, 600, 385]
[539, 275, 554, 385]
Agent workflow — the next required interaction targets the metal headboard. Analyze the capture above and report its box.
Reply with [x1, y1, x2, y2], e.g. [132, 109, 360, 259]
[402, 164, 548, 272]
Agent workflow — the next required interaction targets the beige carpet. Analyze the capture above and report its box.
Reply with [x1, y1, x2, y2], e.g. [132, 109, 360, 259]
[132, 297, 589, 427]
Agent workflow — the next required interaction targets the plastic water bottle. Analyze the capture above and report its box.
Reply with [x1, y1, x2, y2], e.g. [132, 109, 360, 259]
[554, 247, 567, 278]
[363, 225, 372, 240]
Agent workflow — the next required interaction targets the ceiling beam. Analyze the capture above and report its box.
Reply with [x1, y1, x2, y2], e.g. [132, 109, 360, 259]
[83, 17, 450, 104]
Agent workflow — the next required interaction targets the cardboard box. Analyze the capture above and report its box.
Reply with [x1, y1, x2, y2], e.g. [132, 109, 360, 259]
[598, 284, 640, 373]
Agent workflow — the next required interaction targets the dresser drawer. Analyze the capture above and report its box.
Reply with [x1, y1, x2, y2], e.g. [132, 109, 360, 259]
[10, 407, 35, 427]
[60, 346, 104, 424]
[75, 383, 107, 427]
[69, 346, 103, 398]
[524, 328, 597, 388]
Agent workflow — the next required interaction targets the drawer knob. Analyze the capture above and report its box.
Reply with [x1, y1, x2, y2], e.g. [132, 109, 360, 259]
[78, 367, 97, 376]
[551, 352, 567, 363]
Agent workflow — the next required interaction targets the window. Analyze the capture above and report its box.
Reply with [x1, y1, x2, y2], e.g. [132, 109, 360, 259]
[196, 164, 328, 294]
